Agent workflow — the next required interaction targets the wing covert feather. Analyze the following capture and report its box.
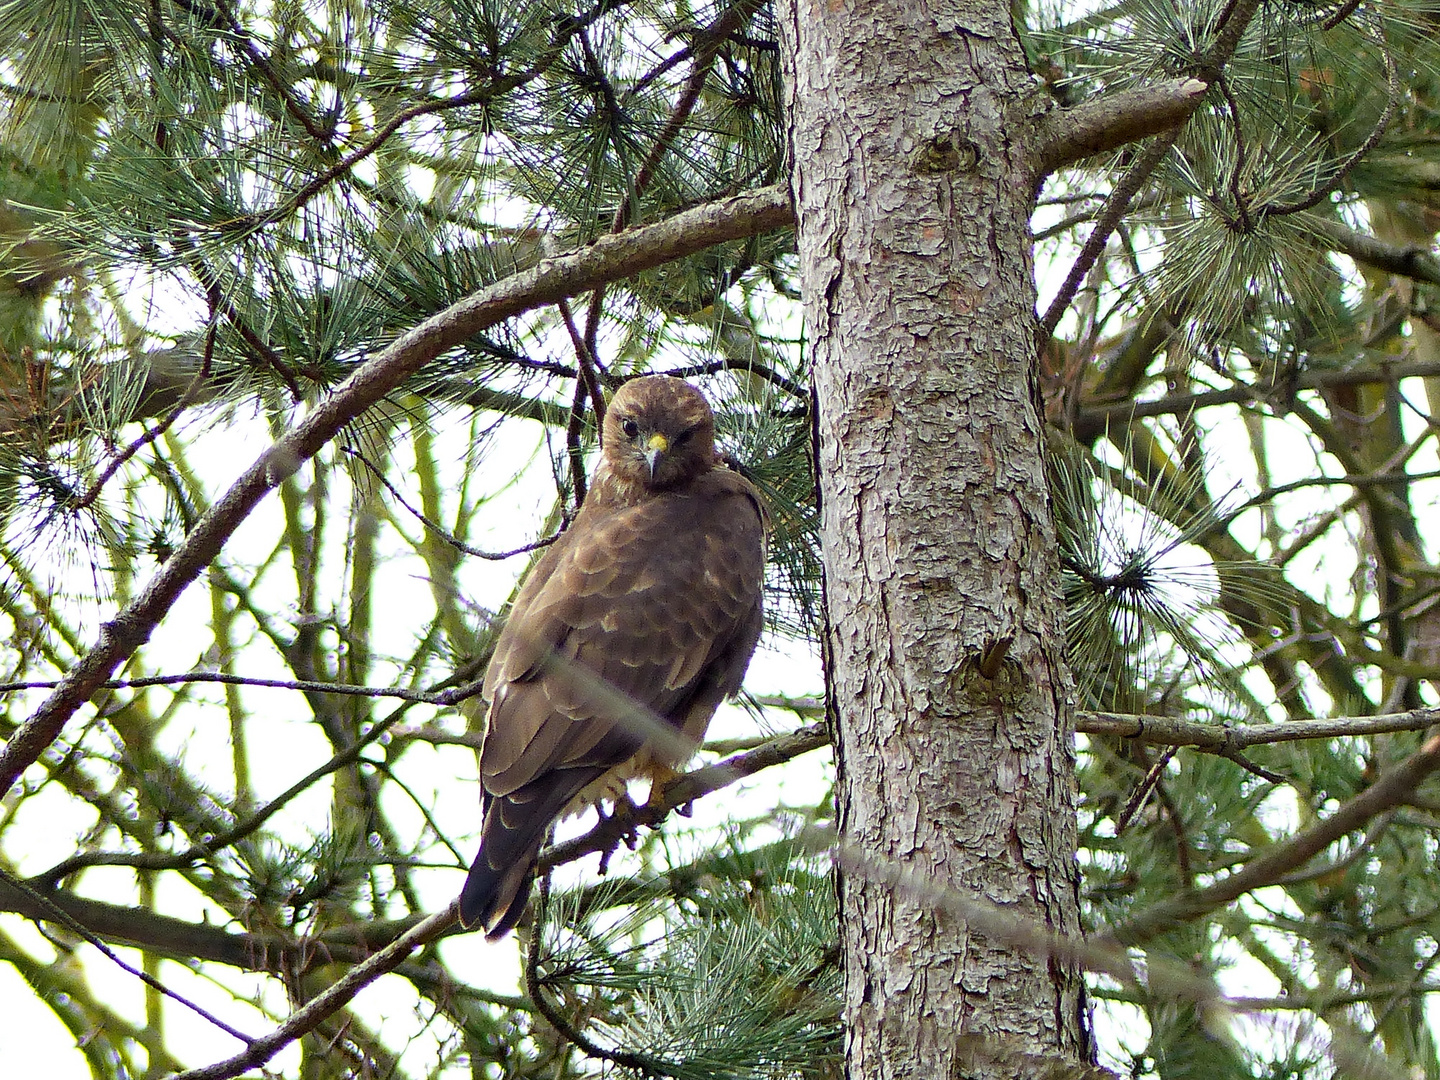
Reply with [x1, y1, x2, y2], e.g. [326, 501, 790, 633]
[481, 471, 762, 788]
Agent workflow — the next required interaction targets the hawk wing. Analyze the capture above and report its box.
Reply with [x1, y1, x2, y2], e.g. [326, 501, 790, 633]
[460, 468, 765, 935]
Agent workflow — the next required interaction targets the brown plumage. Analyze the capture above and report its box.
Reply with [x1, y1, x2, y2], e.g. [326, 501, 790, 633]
[460, 375, 767, 938]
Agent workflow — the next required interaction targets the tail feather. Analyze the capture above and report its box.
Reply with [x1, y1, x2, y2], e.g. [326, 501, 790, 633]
[460, 767, 606, 938]
[459, 845, 538, 938]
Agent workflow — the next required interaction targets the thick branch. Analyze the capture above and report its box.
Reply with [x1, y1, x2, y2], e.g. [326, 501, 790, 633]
[0, 183, 794, 799]
[1032, 78, 1210, 179]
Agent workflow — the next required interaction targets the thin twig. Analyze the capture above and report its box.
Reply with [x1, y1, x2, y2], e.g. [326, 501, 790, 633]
[343, 446, 559, 560]
[1321, 0, 1366, 34]
[563, 370, 591, 508]
[653, 356, 809, 399]
[581, 1, 749, 358]
[0, 864, 256, 1044]
[205, 0, 331, 142]
[0, 671, 484, 708]
[1217, 73, 1254, 232]
[73, 320, 218, 511]
[558, 296, 608, 433]
[1262, 15, 1398, 218]
[1216, 744, 1288, 784]
[1117, 745, 1177, 831]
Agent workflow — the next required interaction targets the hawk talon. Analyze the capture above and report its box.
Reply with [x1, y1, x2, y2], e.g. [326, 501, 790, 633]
[597, 842, 619, 876]
[609, 792, 642, 848]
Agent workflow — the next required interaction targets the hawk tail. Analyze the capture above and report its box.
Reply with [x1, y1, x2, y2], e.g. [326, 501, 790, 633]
[459, 850, 536, 939]
[460, 768, 606, 938]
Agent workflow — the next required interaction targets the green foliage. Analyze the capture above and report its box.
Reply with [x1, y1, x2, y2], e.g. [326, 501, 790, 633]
[2, 0, 1440, 1077]
[531, 839, 840, 1079]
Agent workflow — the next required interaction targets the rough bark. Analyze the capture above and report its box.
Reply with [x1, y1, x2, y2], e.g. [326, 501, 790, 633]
[775, 1, 1088, 1076]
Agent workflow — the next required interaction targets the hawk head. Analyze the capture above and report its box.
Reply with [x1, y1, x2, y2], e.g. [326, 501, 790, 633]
[602, 375, 717, 491]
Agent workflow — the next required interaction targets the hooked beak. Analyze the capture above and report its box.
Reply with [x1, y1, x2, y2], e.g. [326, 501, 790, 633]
[644, 432, 669, 479]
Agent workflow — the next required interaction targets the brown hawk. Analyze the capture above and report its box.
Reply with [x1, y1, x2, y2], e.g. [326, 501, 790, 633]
[459, 375, 767, 937]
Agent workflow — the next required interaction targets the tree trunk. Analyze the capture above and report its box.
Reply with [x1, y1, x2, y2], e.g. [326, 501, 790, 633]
[775, 1, 1090, 1076]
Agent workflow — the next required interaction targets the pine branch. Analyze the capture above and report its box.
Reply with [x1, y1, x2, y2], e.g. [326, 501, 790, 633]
[0, 873, 303, 970]
[1114, 732, 1440, 945]
[198, 0, 333, 143]
[1031, 78, 1210, 179]
[0, 183, 794, 800]
[1038, 0, 1264, 338]
[525, 874, 677, 1079]
[233, 14, 605, 233]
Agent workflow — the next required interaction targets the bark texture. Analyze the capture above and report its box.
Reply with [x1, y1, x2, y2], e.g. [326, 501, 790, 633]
[775, 0, 1089, 1075]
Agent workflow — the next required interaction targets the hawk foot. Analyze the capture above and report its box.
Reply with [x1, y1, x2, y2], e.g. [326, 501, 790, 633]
[595, 793, 642, 874]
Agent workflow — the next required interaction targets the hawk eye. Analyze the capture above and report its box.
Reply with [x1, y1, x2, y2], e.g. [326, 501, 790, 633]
[620, 418, 639, 439]
[673, 426, 696, 446]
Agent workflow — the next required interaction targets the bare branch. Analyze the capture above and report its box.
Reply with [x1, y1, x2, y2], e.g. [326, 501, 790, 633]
[0, 866, 256, 1043]
[168, 905, 459, 1080]
[1310, 218, 1440, 288]
[1, 671, 463, 704]
[1031, 78, 1210, 179]
[1081, 706, 1440, 749]
[539, 722, 831, 871]
[1039, 130, 1180, 340]
[1073, 356, 1440, 431]
[0, 182, 794, 799]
